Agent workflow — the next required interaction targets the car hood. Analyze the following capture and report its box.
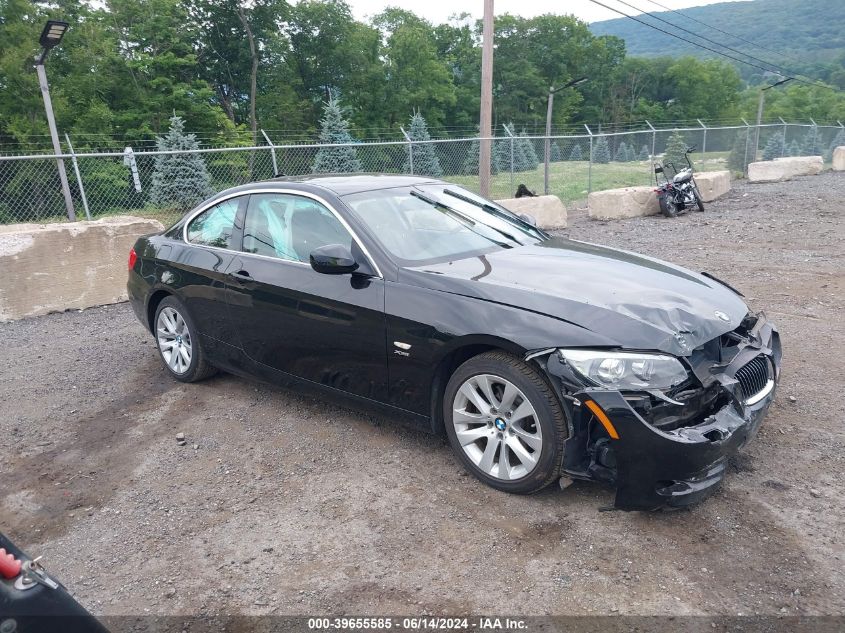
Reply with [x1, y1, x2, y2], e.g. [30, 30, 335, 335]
[400, 237, 749, 357]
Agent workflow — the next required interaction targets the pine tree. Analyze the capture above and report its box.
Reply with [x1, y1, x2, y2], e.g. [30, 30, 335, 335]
[787, 140, 802, 157]
[462, 139, 499, 175]
[592, 136, 610, 164]
[638, 144, 650, 160]
[826, 128, 845, 161]
[614, 141, 629, 162]
[728, 129, 750, 173]
[763, 132, 785, 161]
[800, 127, 820, 157]
[312, 98, 362, 173]
[550, 140, 562, 162]
[151, 115, 212, 211]
[663, 131, 688, 171]
[518, 130, 539, 171]
[568, 144, 583, 161]
[402, 111, 442, 177]
[494, 125, 517, 172]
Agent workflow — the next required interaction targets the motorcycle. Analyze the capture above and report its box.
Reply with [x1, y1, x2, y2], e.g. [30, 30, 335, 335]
[654, 146, 704, 218]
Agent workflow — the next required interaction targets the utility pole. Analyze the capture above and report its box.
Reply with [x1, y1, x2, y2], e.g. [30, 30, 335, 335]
[544, 77, 588, 194]
[479, 0, 494, 198]
[754, 77, 793, 162]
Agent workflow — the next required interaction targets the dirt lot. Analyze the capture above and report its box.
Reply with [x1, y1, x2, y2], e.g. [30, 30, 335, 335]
[1, 173, 843, 618]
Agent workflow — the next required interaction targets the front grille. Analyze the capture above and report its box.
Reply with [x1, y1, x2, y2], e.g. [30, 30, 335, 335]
[735, 355, 770, 400]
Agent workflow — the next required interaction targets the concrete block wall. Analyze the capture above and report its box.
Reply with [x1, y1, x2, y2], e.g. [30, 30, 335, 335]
[495, 195, 567, 229]
[748, 156, 824, 182]
[832, 147, 845, 171]
[0, 216, 164, 321]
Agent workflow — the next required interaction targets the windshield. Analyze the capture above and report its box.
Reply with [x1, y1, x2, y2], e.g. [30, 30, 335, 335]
[342, 184, 546, 265]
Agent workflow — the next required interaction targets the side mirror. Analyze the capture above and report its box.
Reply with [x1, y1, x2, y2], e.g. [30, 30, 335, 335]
[518, 212, 537, 226]
[654, 166, 664, 174]
[309, 244, 359, 275]
[686, 145, 697, 153]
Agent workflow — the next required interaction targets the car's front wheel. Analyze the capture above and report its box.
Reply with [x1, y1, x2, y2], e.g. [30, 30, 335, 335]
[443, 351, 567, 494]
[154, 296, 217, 383]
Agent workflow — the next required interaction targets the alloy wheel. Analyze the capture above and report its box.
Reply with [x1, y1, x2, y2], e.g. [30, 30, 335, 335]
[451, 374, 542, 481]
[156, 306, 193, 375]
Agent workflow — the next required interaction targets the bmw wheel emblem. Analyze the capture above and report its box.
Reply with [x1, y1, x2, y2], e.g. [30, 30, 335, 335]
[494, 418, 507, 431]
[714, 310, 731, 323]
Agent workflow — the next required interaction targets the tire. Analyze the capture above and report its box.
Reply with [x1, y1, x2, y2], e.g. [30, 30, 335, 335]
[692, 184, 705, 212]
[659, 194, 679, 218]
[153, 296, 217, 383]
[443, 351, 567, 494]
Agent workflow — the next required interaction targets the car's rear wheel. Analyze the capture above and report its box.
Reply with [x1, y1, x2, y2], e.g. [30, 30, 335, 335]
[154, 296, 216, 383]
[443, 351, 567, 494]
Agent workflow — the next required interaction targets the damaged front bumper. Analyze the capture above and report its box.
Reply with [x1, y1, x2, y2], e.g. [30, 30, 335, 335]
[548, 313, 781, 511]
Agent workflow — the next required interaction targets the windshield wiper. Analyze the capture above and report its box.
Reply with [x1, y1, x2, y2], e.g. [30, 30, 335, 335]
[409, 190, 516, 248]
[442, 188, 549, 240]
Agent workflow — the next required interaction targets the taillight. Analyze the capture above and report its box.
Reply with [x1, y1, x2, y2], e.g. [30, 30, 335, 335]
[128, 247, 138, 270]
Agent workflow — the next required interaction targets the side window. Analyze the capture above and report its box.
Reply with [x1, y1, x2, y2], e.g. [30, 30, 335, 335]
[242, 194, 352, 263]
[242, 194, 299, 261]
[186, 198, 240, 249]
[289, 198, 352, 262]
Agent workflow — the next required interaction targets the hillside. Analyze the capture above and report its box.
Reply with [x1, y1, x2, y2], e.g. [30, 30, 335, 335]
[590, 0, 845, 79]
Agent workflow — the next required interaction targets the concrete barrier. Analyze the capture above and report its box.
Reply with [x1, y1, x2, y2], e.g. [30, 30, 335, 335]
[748, 156, 824, 182]
[0, 215, 164, 322]
[587, 186, 659, 220]
[496, 195, 567, 229]
[833, 146, 845, 171]
[694, 170, 731, 202]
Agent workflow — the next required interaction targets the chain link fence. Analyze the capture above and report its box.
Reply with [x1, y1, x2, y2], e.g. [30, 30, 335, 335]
[1, 120, 843, 225]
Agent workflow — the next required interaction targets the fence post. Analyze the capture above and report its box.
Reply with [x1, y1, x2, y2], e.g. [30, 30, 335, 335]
[645, 120, 656, 162]
[584, 124, 594, 194]
[809, 118, 818, 155]
[64, 134, 91, 221]
[697, 119, 707, 155]
[260, 129, 279, 176]
[741, 118, 751, 177]
[502, 123, 514, 193]
[778, 118, 788, 157]
[400, 126, 413, 175]
[645, 120, 657, 185]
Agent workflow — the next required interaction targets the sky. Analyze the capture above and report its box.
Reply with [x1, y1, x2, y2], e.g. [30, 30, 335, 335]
[345, 0, 742, 25]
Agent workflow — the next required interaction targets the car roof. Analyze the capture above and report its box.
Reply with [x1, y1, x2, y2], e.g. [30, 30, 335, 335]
[253, 173, 445, 196]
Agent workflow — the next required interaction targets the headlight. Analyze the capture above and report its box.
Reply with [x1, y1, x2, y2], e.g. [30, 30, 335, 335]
[558, 349, 688, 390]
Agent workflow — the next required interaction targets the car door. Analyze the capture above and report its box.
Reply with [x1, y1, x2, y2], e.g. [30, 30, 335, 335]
[225, 191, 388, 402]
[174, 195, 247, 341]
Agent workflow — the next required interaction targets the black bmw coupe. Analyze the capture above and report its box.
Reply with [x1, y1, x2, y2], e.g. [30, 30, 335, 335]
[128, 175, 781, 510]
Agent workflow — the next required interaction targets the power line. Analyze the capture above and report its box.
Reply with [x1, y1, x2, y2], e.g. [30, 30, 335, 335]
[587, 0, 837, 91]
[640, 0, 814, 69]
[610, 0, 793, 77]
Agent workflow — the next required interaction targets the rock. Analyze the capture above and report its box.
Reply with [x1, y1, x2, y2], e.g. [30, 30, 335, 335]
[175, 432, 185, 441]
[788, 395, 797, 403]
[177, 440, 187, 447]
[165, 587, 176, 598]
[809, 489, 821, 498]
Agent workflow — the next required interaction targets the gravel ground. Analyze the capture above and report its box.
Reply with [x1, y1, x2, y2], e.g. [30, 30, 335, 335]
[1, 173, 843, 618]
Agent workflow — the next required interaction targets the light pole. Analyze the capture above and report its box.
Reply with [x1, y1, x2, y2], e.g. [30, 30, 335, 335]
[544, 77, 588, 195]
[753, 77, 792, 163]
[35, 20, 76, 221]
[478, 0, 494, 198]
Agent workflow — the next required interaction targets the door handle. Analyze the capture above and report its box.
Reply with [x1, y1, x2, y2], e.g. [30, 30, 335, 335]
[232, 269, 254, 283]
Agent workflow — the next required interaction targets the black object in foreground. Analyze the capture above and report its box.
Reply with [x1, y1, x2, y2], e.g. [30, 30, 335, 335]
[0, 532, 108, 632]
